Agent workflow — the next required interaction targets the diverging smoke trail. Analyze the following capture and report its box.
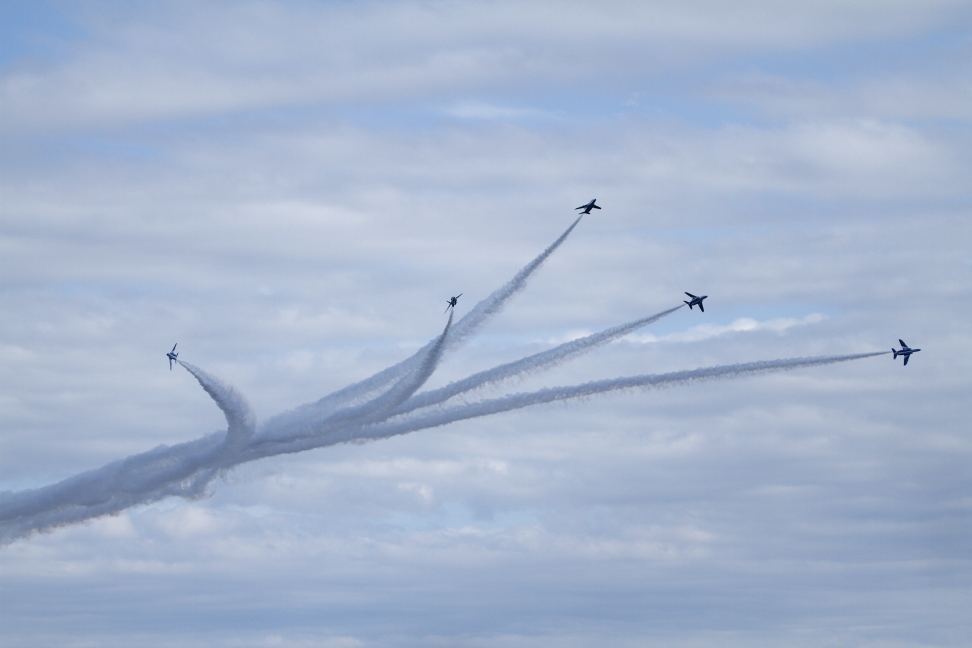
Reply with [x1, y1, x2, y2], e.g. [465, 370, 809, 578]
[266, 215, 583, 426]
[0, 350, 886, 544]
[244, 352, 888, 460]
[391, 304, 684, 416]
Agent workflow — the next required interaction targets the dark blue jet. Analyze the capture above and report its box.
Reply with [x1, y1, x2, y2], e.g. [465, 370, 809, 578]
[575, 199, 601, 215]
[167, 343, 179, 370]
[892, 339, 921, 366]
[445, 294, 462, 313]
[684, 292, 707, 312]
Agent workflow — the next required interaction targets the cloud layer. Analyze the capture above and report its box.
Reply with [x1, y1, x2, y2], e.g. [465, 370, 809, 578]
[1, 1, 970, 647]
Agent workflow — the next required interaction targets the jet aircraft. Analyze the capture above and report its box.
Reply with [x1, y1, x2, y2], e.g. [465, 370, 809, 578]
[684, 292, 707, 312]
[892, 339, 921, 366]
[575, 199, 601, 214]
[445, 294, 463, 313]
[166, 343, 179, 370]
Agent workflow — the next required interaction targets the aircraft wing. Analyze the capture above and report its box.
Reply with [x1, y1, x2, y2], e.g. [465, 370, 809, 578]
[685, 292, 697, 299]
[899, 339, 907, 348]
[903, 354, 909, 366]
[698, 303, 704, 312]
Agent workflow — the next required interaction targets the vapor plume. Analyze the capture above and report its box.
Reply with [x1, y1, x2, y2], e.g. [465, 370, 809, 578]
[0, 219, 887, 545]
[244, 352, 889, 459]
[180, 361, 255, 451]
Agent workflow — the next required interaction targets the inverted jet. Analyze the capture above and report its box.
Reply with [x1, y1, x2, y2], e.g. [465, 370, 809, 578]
[684, 292, 707, 312]
[575, 199, 601, 215]
[892, 339, 921, 366]
[166, 343, 179, 370]
[445, 294, 463, 313]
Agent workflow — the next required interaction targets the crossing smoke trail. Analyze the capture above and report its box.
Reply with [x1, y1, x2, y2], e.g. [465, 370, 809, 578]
[0, 216, 887, 544]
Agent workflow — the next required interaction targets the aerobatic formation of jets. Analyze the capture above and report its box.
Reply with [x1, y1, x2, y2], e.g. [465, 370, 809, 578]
[892, 339, 921, 366]
[166, 199, 920, 369]
[11, 194, 929, 545]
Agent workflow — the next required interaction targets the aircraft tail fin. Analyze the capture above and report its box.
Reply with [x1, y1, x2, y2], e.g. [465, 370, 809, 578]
[892, 349, 898, 358]
[684, 301, 692, 309]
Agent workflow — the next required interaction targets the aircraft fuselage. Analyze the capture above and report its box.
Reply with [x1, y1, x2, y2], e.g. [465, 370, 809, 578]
[892, 340, 920, 366]
[575, 199, 600, 214]
[684, 293, 707, 312]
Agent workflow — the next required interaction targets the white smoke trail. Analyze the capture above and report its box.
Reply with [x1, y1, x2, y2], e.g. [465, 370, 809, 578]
[259, 311, 454, 441]
[391, 304, 684, 417]
[0, 350, 886, 544]
[256, 352, 890, 457]
[0, 432, 225, 542]
[180, 361, 255, 451]
[265, 215, 583, 427]
[445, 215, 584, 347]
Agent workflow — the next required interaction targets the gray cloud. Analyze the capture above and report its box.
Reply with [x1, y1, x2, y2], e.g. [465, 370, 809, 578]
[1, 1, 970, 646]
[1, 0, 967, 133]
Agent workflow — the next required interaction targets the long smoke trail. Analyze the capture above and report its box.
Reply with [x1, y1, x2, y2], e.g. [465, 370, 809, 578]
[264, 215, 583, 428]
[390, 304, 684, 417]
[0, 432, 225, 541]
[368, 351, 892, 441]
[0, 350, 885, 544]
[255, 352, 890, 457]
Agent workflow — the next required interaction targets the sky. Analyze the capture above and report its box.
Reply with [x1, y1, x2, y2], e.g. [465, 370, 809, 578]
[1, 1, 971, 646]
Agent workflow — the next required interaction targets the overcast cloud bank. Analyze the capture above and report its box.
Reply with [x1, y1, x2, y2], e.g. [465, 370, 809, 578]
[1, 1, 970, 646]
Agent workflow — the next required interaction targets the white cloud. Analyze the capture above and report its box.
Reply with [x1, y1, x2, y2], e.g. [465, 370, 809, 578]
[443, 101, 555, 121]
